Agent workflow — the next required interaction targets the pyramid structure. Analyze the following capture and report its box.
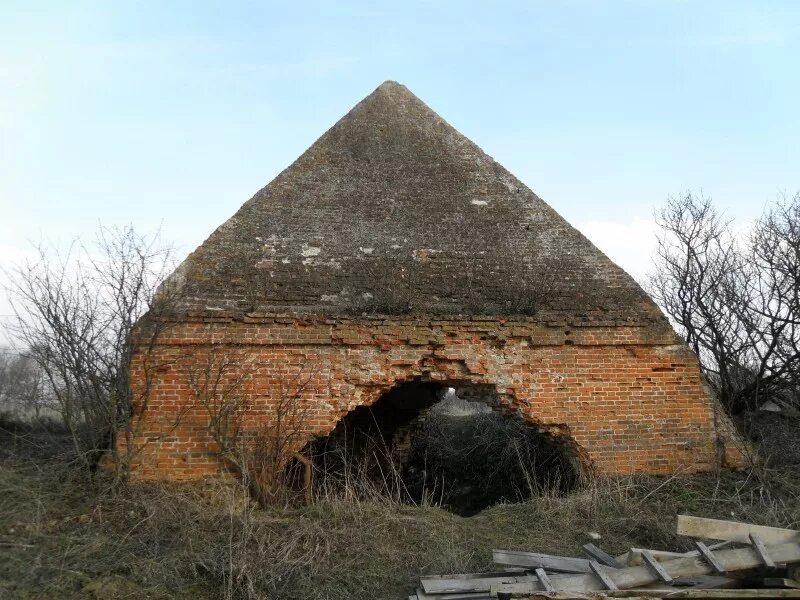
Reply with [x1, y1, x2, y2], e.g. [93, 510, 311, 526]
[170, 81, 662, 324]
[126, 81, 745, 482]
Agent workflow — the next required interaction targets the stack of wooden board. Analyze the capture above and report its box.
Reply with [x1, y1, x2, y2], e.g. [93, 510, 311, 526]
[410, 516, 800, 600]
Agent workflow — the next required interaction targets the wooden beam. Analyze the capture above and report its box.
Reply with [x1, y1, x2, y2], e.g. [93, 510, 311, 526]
[764, 578, 800, 589]
[583, 543, 626, 569]
[659, 592, 800, 598]
[493, 550, 592, 573]
[589, 560, 619, 590]
[503, 590, 800, 599]
[623, 543, 732, 567]
[749, 533, 776, 569]
[413, 587, 488, 600]
[695, 541, 727, 574]
[622, 549, 688, 566]
[677, 515, 800, 545]
[641, 550, 674, 584]
[535, 568, 554, 592]
[492, 541, 800, 595]
[674, 575, 740, 589]
[420, 570, 525, 580]
[419, 573, 536, 594]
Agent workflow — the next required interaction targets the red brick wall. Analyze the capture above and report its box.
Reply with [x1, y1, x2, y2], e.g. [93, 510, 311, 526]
[122, 316, 744, 480]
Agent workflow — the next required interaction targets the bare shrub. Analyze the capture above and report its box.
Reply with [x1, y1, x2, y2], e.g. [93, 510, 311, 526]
[4, 225, 177, 477]
[648, 192, 800, 415]
[308, 427, 413, 506]
[189, 346, 314, 508]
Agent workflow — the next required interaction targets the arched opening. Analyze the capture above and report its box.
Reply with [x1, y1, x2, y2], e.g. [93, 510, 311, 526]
[296, 379, 581, 516]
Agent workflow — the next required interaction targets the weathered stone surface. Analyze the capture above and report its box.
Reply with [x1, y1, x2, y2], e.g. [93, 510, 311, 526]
[167, 81, 662, 323]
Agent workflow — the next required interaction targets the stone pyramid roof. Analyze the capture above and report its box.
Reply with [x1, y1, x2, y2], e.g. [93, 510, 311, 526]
[168, 81, 664, 324]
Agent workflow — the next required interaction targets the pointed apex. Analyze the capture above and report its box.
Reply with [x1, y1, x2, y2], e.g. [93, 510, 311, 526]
[364, 80, 421, 104]
[376, 79, 404, 89]
[171, 83, 664, 325]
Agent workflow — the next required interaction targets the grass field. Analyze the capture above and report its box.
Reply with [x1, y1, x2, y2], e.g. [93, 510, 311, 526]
[1, 413, 798, 600]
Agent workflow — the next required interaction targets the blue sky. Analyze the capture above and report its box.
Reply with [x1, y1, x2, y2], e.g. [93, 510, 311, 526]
[1, 1, 799, 340]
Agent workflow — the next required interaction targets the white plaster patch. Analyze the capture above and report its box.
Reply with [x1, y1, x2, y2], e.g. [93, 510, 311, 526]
[301, 244, 321, 257]
[362, 292, 374, 300]
[359, 247, 374, 254]
[281, 257, 291, 264]
[320, 294, 339, 302]
[302, 257, 341, 269]
[471, 199, 489, 206]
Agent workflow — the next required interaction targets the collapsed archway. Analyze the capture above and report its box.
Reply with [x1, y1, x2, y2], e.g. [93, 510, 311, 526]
[296, 379, 582, 515]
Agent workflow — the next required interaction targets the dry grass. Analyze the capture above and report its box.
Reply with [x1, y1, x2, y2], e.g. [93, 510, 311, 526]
[1, 415, 799, 600]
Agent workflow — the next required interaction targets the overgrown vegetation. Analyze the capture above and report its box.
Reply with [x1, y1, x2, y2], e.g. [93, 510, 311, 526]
[4, 225, 176, 479]
[1, 414, 799, 599]
[402, 404, 579, 516]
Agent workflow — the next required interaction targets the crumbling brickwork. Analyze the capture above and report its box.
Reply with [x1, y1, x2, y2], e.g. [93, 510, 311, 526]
[124, 315, 744, 480]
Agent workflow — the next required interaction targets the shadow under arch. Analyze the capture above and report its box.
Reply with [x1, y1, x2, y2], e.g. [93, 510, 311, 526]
[292, 377, 588, 515]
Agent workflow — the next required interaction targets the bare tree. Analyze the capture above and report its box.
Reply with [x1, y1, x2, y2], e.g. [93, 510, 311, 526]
[649, 192, 800, 415]
[5, 225, 177, 476]
[188, 346, 314, 507]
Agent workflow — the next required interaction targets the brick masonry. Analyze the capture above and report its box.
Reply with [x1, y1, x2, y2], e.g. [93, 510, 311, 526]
[123, 315, 746, 480]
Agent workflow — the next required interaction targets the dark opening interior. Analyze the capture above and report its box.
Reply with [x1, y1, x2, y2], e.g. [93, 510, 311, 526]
[295, 380, 580, 516]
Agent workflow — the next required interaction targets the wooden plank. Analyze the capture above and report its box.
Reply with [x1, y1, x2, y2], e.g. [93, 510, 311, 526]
[500, 590, 800, 598]
[420, 570, 525, 580]
[764, 578, 800, 589]
[641, 550, 674, 584]
[583, 543, 626, 568]
[590, 559, 619, 590]
[639, 591, 800, 598]
[673, 575, 740, 589]
[677, 515, 800, 545]
[420, 573, 537, 594]
[493, 549, 592, 573]
[492, 541, 800, 595]
[623, 543, 732, 567]
[413, 587, 489, 600]
[695, 541, 727, 574]
[535, 568, 554, 592]
[709, 541, 735, 551]
[623, 549, 689, 566]
[749, 533, 776, 568]
[664, 591, 800, 598]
